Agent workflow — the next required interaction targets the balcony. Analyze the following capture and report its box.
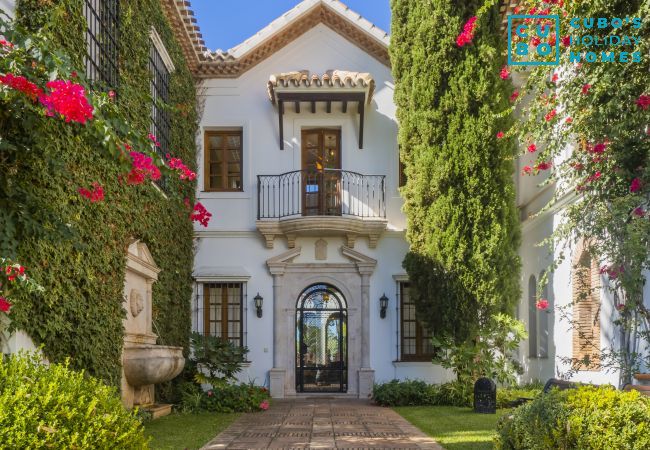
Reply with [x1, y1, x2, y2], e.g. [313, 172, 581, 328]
[256, 169, 387, 249]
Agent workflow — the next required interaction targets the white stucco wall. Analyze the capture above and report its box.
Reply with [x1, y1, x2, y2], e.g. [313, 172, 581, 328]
[0, 0, 15, 17]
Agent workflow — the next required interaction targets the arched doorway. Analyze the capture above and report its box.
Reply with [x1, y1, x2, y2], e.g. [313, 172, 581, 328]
[296, 284, 347, 393]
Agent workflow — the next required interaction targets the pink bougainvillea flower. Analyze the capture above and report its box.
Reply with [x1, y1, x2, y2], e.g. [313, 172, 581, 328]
[514, 6, 521, 14]
[633, 207, 645, 217]
[586, 172, 602, 183]
[166, 154, 197, 181]
[636, 94, 650, 111]
[499, 66, 510, 80]
[547, 33, 556, 46]
[590, 142, 606, 154]
[147, 133, 160, 147]
[127, 151, 161, 185]
[0, 73, 43, 100]
[536, 299, 549, 310]
[509, 90, 519, 102]
[78, 182, 105, 203]
[0, 296, 11, 313]
[456, 16, 477, 47]
[191, 202, 212, 227]
[561, 35, 571, 47]
[38, 80, 94, 124]
[496, 131, 504, 139]
[260, 400, 270, 411]
[4, 264, 26, 282]
[530, 36, 541, 46]
[545, 109, 557, 122]
[207, 390, 213, 397]
[535, 161, 552, 171]
[581, 84, 592, 95]
[630, 177, 642, 193]
[551, 73, 559, 84]
[527, 143, 537, 153]
[108, 90, 115, 99]
[522, 165, 533, 175]
[0, 39, 14, 49]
[565, 117, 573, 124]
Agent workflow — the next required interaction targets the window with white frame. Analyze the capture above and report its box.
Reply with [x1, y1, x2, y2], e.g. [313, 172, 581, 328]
[197, 282, 247, 348]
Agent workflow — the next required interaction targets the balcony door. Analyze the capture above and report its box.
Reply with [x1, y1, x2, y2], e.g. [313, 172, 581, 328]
[302, 129, 341, 216]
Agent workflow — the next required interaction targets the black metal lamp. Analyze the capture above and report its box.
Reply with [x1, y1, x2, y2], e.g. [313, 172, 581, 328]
[379, 293, 389, 319]
[254, 293, 263, 318]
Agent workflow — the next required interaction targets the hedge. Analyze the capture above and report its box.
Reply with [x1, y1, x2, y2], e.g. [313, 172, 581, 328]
[495, 386, 650, 450]
[0, 353, 148, 449]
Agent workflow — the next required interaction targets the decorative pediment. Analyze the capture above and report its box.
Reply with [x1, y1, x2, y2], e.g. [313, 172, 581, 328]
[126, 240, 160, 281]
[266, 247, 303, 275]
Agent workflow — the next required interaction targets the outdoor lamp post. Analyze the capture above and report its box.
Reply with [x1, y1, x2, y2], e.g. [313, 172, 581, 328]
[254, 293, 263, 318]
[379, 293, 389, 319]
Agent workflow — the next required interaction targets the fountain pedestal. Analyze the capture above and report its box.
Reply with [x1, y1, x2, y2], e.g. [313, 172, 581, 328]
[121, 240, 184, 416]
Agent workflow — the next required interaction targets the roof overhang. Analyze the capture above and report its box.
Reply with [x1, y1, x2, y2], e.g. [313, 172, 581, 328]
[268, 71, 374, 149]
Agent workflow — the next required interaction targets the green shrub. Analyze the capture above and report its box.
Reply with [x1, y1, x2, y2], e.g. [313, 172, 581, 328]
[495, 386, 650, 450]
[373, 379, 541, 408]
[373, 379, 439, 406]
[0, 353, 148, 449]
[179, 381, 270, 413]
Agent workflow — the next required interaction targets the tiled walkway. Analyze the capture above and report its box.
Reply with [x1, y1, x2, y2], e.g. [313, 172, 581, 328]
[201, 398, 443, 449]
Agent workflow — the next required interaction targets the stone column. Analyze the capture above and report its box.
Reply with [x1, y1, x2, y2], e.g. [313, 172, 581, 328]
[269, 270, 286, 398]
[357, 265, 375, 398]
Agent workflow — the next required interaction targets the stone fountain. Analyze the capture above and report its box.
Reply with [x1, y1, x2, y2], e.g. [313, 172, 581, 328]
[121, 240, 184, 418]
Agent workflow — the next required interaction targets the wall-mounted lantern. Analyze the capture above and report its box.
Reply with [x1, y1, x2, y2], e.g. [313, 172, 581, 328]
[254, 293, 263, 318]
[379, 293, 389, 319]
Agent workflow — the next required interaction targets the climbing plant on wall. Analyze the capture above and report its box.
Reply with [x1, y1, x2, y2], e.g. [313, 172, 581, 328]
[0, 0, 205, 386]
[390, 0, 521, 350]
[505, 0, 650, 384]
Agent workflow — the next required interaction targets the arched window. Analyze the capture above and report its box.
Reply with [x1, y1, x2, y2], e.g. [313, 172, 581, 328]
[572, 242, 601, 369]
[539, 272, 549, 359]
[528, 275, 538, 358]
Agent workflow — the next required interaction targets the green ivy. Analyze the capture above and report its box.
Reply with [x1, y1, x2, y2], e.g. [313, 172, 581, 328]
[7, 0, 198, 386]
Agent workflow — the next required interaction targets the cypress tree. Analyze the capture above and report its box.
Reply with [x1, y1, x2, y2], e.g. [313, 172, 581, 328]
[390, 0, 520, 343]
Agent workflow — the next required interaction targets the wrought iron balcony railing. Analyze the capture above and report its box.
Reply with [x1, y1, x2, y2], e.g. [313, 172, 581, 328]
[257, 169, 386, 220]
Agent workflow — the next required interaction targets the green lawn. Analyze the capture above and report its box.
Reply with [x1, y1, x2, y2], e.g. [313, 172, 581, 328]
[144, 412, 240, 450]
[394, 406, 508, 450]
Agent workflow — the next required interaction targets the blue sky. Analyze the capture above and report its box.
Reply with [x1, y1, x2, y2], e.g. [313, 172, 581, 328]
[190, 0, 391, 51]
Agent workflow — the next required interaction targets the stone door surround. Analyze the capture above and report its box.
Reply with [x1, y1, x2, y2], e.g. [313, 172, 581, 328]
[267, 246, 376, 398]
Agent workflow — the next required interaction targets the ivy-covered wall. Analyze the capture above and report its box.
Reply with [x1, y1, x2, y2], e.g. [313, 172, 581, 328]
[11, 0, 198, 385]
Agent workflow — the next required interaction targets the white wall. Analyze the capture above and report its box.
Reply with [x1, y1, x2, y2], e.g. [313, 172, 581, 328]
[0, 0, 15, 17]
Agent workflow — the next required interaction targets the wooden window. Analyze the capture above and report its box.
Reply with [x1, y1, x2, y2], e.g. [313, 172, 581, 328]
[204, 130, 243, 191]
[203, 283, 243, 347]
[400, 282, 434, 361]
[528, 275, 538, 358]
[572, 243, 601, 370]
[399, 158, 407, 188]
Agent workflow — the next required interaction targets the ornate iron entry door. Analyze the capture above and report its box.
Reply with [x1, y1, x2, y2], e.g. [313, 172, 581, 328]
[296, 284, 347, 393]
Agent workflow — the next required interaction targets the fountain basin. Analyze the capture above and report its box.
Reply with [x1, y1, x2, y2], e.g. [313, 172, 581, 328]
[123, 345, 185, 387]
